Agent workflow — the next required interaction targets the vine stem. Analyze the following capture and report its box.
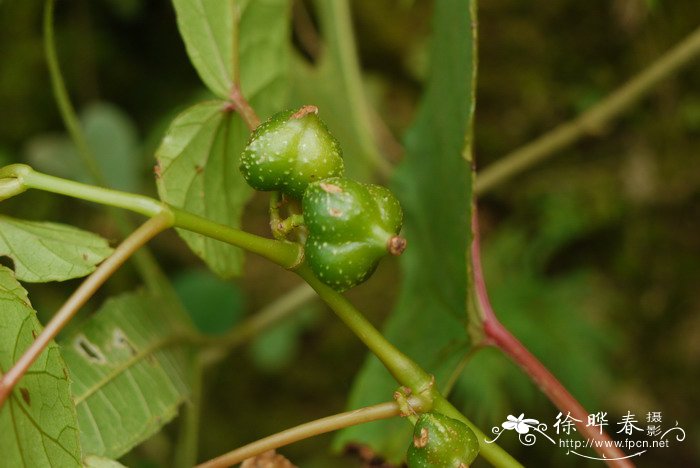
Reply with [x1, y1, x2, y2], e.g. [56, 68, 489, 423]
[0, 164, 303, 269]
[0, 212, 173, 408]
[44, 0, 168, 293]
[196, 400, 421, 468]
[471, 210, 633, 467]
[294, 264, 522, 468]
[475, 24, 700, 195]
[0, 164, 521, 465]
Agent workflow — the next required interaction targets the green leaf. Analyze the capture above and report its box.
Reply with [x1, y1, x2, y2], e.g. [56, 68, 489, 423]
[172, 0, 291, 100]
[0, 215, 113, 283]
[172, 268, 245, 334]
[156, 102, 252, 278]
[171, 0, 237, 98]
[159, 0, 289, 278]
[61, 291, 195, 459]
[83, 455, 127, 468]
[335, 0, 478, 462]
[0, 266, 82, 467]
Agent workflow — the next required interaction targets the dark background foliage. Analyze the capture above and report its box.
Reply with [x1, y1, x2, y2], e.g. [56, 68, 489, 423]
[0, 0, 698, 466]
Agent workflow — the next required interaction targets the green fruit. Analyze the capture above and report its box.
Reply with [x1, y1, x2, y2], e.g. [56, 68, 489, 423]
[406, 413, 479, 468]
[239, 105, 344, 198]
[302, 177, 405, 291]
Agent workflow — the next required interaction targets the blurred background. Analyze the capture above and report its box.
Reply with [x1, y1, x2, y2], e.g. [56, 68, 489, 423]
[0, 0, 698, 466]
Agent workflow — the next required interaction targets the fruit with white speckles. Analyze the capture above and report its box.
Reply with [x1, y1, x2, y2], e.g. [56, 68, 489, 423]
[302, 177, 406, 291]
[239, 105, 344, 198]
[406, 412, 479, 468]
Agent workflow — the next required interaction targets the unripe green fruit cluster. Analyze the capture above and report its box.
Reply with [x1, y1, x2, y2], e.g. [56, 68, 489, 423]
[240, 106, 406, 291]
[406, 412, 479, 468]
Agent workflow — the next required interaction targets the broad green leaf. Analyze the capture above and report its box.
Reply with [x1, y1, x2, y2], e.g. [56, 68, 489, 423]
[335, 0, 478, 462]
[0, 266, 82, 467]
[0, 215, 113, 283]
[156, 102, 251, 278]
[173, 0, 291, 100]
[61, 291, 195, 459]
[171, 0, 237, 98]
[26, 102, 141, 192]
[158, 0, 290, 278]
[173, 268, 245, 334]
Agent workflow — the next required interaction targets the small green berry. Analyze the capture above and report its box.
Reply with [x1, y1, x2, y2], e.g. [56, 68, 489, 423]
[302, 177, 405, 291]
[239, 105, 344, 198]
[406, 413, 479, 468]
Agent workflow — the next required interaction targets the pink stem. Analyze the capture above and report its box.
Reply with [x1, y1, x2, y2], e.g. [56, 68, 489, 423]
[227, 85, 260, 130]
[472, 210, 634, 467]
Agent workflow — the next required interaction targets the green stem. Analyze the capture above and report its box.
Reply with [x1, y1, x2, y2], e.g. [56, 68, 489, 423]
[475, 24, 700, 194]
[171, 208, 302, 269]
[43, 0, 169, 293]
[294, 263, 521, 468]
[175, 356, 203, 468]
[2, 165, 302, 269]
[22, 166, 165, 217]
[43, 0, 102, 183]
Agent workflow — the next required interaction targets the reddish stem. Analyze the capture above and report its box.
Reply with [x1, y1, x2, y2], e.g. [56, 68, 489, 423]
[472, 210, 634, 467]
[227, 85, 260, 130]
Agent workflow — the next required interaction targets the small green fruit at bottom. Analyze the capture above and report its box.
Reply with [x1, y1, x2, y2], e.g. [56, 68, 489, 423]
[239, 105, 344, 198]
[302, 177, 405, 291]
[406, 412, 479, 468]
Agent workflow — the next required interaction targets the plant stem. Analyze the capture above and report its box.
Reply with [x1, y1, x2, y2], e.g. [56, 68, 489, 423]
[175, 356, 204, 468]
[43, 0, 168, 293]
[294, 263, 522, 468]
[196, 401, 404, 468]
[228, 86, 260, 130]
[43, 0, 101, 183]
[21, 166, 165, 217]
[2, 165, 303, 270]
[315, 0, 393, 177]
[471, 212, 633, 467]
[475, 25, 700, 195]
[171, 208, 302, 269]
[0, 212, 173, 408]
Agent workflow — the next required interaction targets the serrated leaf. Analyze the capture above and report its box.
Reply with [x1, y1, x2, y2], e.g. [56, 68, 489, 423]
[335, 0, 478, 462]
[156, 102, 251, 278]
[0, 215, 113, 283]
[158, 0, 289, 278]
[173, 0, 291, 100]
[0, 265, 82, 467]
[61, 291, 195, 459]
[172, 0, 237, 98]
